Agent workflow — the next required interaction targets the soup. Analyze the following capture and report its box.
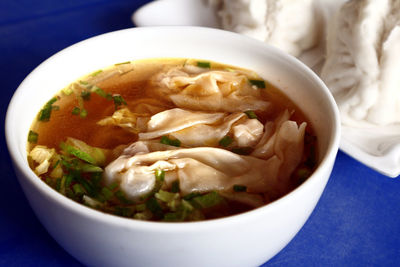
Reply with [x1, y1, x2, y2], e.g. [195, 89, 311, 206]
[27, 58, 317, 222]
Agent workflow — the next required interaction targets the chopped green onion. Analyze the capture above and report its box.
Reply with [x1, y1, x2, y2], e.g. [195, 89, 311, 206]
[60, 142, 96, 165]
[191, 191, 223, 209]
[183, 192, 202, 200]
[83, 195, 103, 208]
[163, 199, 194, 222]
[80, 163, 103, 173]
[163, 212, 181, 222]
[38, 97, 58, 121]
[72, 107, 80, 115]
[146, 197, 164, 218]
[233, 185, 247, 192]
[65, 174, 74, 187]
[135, 203, 146, 212]
[91, 70, 103, 77]
[155, 169, 165, 182]
[80, 109, 88, 118]
[134, 210, 152, 220]
[160, 136, 181, 147]
[79, 80, 89, 85]
[91, 86, 112, 99]
[197, 61, 211, 68]
[55, 177, 62, 191]
[167, 198, 180, 211]
[53, 159, 61, 169]
[115, 190, 131, 204]
[244, 110, 258, 119]
[112, 95, 127, 110]
[81, 90, 91, 101]
[219, 136, 233, 147]
[114, 206, 134, 217]
[73, 183, 85, 196]
[115, 61, 131, 66]
[47, 97, 58, 105]
[171, 180, 180, 193]
[62, 87, 73, 95]
[249, 79, 266, 89]
[66, 137, 106, 166]
[155, 190, 178, 203]
[108, 182, 118, 190]
[101, 187, 114, 200]
[28, 130, 38, 143]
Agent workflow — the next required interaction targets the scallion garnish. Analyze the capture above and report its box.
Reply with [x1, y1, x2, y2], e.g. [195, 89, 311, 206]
[233, 185, 247, 192]
[115, 61, 131, 66]
[114, 206, 134, 217]
[183, 192, 202, 200]
[38, 97, 58, 121]
[197, 61, 211, 68]
[80, 109, 88, 118]
[191, 191, 223, 209]
[115, 190, 131, 204]
[249, 79, 266, 89]
[160, 136, 181, 147]
[219, 135, 233, 147]
[171, 180, 180, 193]
[101, 187, 114, 200]
[112, 95, 127, 110]
[155, 190, 178, 203]
[91, 70, 103, 77]
[62, 87, 73, 95]
[81, 90, 91, 101]
[65, 174, 73, 187]
[72, 107, 80, 115]
[60, 142, 96, 165]
[28, 130, 38, 143]
[73, 183, 85, 196]
[135, 203, 146, 212]
[146, 197, 164, 218]
[155, 169, 165, 182]
[244, 110, 258, 119]
[91, 86, 112, 99]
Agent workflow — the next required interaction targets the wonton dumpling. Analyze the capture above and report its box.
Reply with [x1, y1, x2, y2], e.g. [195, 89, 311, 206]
[252, 110, 306, 181]
[321, 0, 400, 126]
[139, 108, 264, 147]
[104, 110, 305, 201]
[212, 0, 320, 56]
[104, 141, 281, 200]
[151, 66, 270, 112]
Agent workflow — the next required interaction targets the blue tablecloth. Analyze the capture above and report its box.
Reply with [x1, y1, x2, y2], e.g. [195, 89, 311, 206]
[1, 1, 399, 266]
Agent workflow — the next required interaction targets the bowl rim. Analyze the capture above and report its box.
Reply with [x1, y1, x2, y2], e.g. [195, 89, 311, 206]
[5, 26, 341, 231]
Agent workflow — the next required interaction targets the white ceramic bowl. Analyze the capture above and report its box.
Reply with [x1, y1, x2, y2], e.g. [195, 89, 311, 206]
[6, 27, 340, 267]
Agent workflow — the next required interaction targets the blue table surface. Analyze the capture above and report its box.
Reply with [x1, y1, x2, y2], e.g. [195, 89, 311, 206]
[1, 1, 399, 266]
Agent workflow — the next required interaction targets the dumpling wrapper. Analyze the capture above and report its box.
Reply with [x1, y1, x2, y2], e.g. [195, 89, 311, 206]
[139, 108, 264, 147]
[104, 112, 305, 202]
[151, 67, 270, 113]
[321, 0, 400, 126]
